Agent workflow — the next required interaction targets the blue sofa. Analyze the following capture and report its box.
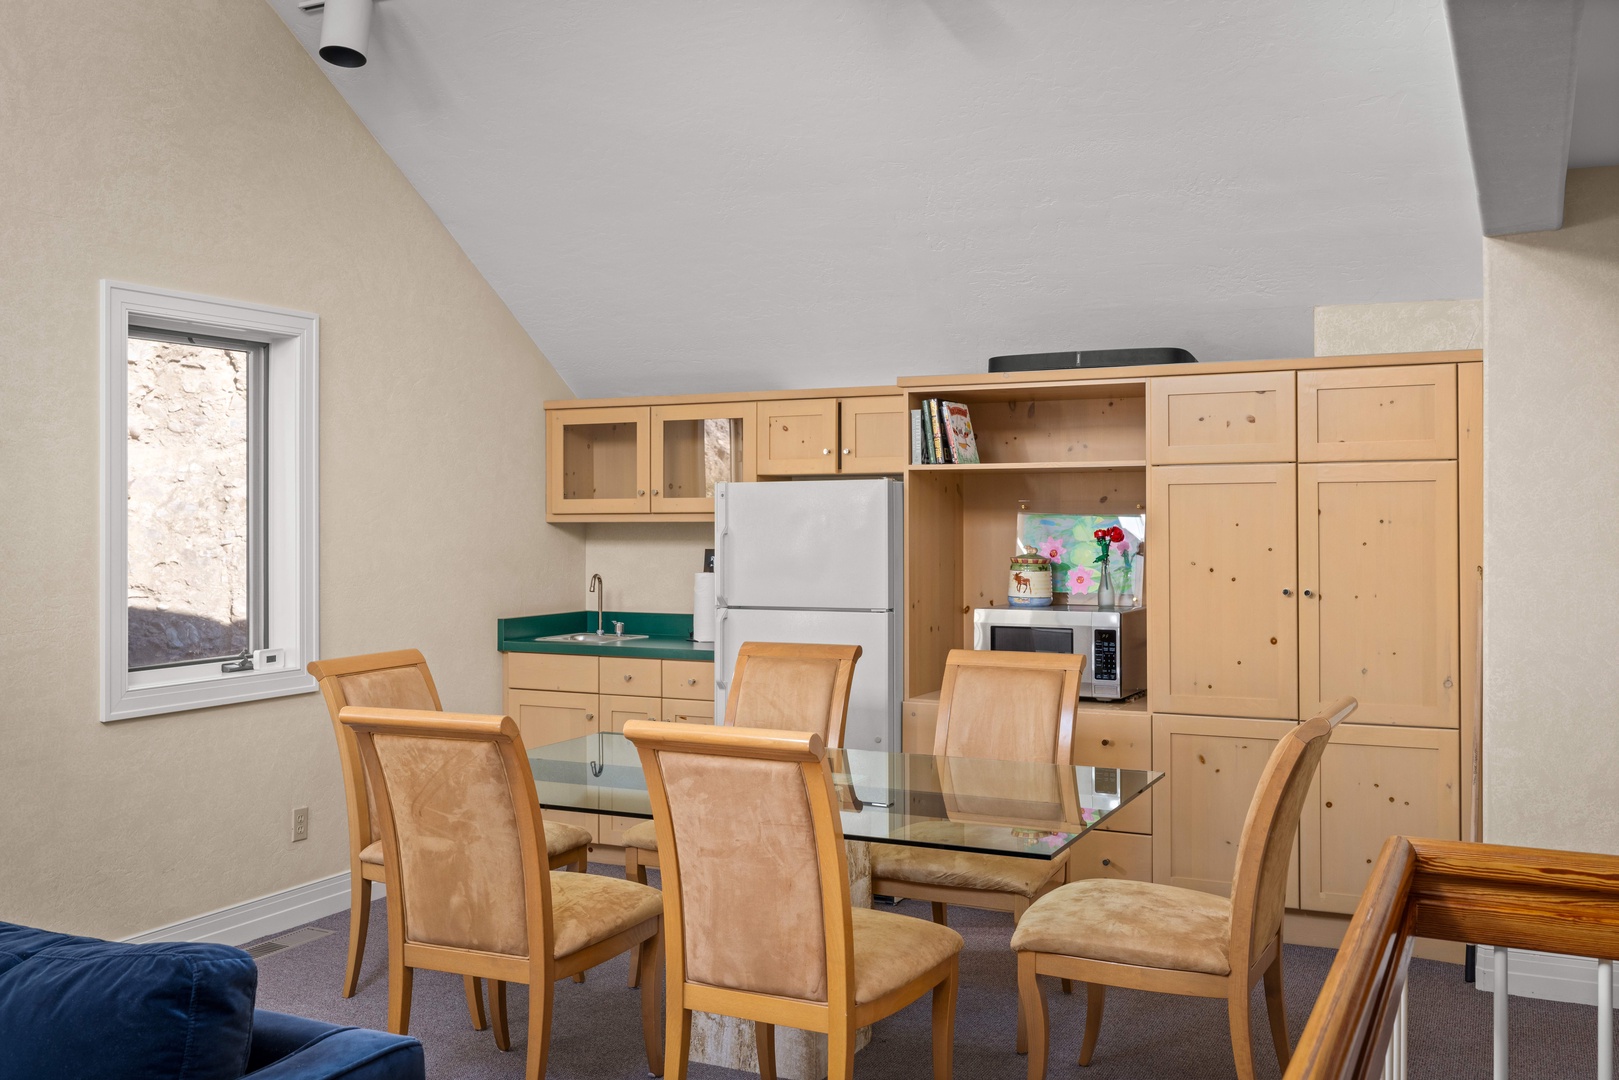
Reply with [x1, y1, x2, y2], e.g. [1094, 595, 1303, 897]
[0, 921, 423, 1080]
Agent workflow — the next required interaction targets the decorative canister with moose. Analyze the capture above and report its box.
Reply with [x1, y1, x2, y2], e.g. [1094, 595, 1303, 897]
[1008, 554, 1053, 607]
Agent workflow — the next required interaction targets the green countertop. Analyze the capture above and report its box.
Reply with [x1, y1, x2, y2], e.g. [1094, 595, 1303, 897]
[498, 611, 713, 661]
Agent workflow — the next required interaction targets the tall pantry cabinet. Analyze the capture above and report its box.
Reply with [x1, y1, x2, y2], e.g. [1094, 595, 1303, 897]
[1148, 362, 1474, 915]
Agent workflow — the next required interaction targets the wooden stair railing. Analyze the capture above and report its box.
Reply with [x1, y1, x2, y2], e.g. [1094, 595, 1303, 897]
[1285, 836, 1619, 1080]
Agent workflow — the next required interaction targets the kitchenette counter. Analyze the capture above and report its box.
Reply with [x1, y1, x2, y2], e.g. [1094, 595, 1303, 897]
[497, 611, 713, 661]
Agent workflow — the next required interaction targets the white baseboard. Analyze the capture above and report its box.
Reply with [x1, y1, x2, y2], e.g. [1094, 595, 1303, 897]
[124, 872, 380, 947]
[1474, 946, 1618, 1007]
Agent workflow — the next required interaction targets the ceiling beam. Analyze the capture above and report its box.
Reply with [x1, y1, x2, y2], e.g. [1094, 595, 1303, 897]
[1445, 0, 1582, 235]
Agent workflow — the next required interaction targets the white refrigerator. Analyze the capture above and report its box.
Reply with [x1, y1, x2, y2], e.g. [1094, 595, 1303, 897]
[713, 478, 903, 752]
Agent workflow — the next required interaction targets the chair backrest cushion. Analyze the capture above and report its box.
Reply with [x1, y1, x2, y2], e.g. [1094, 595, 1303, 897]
[0, 924, 257, 1080]
[731, 657, 840, 741]
[938, 662, 1069, 763]
[331, 666, 439, 843]
[369, 731, 531, 957]
[656, 749, 831, 1001]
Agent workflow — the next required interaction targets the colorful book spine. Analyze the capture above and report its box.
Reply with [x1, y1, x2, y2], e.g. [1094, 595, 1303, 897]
[935, 399, 953, 463]
[928, 399, 947, 463]
[910, 409, 923, 464]
[941, 401, 980, 465]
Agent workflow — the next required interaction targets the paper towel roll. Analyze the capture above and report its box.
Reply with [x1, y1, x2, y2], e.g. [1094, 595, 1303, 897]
[692, 572, 716, 643]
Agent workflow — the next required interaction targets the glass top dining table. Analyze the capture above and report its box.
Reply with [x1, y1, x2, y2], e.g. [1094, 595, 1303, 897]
[529, 732, 1162, 861]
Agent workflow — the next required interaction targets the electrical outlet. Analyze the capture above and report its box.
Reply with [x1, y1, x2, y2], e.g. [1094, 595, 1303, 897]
[292, 806, 309, 843]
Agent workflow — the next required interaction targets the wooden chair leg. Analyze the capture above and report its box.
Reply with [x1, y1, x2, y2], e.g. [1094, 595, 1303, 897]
[828, 1017, 857, 1080]
[1023, 958, 1049, 1075]
[931, 901, 948, 926]
[464, 975, 488, 1031]
[1012, 897, 1031, 1053]
[627, 848, 645, 989]
[1227, 985, 1257, 1080]
[1079, 982, 1105, 1066]
[1263, 950, 1291, 1070]
[933, 958, 958, 1080]
[490, 979, 510, 1051]
[387, 961, 412, 1035]
[666, 1008, 693, 1080]
[639, 928, 665, 1077]
[568, 850, 589, 985]
[524, 977, 554, 1080]
[754, 1022, 777, 1080]
[343, 874, 371, 998]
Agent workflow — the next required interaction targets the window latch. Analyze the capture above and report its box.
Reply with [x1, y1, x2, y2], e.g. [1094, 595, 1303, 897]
[221, 652, 255, 673]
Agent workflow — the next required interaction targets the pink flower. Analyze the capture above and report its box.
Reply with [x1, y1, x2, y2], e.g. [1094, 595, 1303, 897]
[1066, 566, 1095, 593]
[1111, 538, 1131, 555]
[1037, 537, 1068, 563]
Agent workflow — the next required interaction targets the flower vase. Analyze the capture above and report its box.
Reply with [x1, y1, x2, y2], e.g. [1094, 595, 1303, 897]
[1096, 556, 1115, 610]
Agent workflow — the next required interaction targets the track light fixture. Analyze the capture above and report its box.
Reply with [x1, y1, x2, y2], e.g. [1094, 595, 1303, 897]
[298, 0, 377, 69]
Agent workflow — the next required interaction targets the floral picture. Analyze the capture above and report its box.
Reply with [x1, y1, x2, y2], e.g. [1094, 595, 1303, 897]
[1017, 513, 1145, 604]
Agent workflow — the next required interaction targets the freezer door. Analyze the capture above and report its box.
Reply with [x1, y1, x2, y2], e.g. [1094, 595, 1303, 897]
[713, 607, 898, 753]
[715, 479, 899, 611]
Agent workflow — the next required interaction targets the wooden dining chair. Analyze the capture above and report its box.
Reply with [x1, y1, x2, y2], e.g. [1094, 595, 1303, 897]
[621, 641, 860, 884]
[308, 650, 593, 1004]
[870, 649, 1086, 930]
[624, 719, 961, 1080]
[1013, 697, 1358, 1080]
[341, 706, 665, 1080]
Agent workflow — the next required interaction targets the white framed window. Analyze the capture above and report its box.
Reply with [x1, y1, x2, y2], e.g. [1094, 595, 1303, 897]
[101, 281, 319, 721]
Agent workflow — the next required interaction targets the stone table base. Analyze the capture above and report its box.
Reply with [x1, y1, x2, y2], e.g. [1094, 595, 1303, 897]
[687, 840, 874, 1080]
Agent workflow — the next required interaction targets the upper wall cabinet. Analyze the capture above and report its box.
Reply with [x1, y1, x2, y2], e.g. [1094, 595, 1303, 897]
[756, 395, 909, 476]
[546, 405, 651, 517]
[1149, 371, 1296, 464]
[651, 401, 757, 515]
[1297, 365, 1457, 461]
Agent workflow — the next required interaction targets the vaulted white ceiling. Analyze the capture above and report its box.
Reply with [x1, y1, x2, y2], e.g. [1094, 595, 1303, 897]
[269, 1, 1484, 398]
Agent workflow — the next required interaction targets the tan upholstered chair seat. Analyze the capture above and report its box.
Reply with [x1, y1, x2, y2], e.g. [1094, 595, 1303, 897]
[549, 871, 663, 960]
[621, 820, 659, 851]
[1011, 879, 1233, 977]
[849, 907, 963, 1005]
[359, 840, 383, 866]
[871, 841, 1067, 901]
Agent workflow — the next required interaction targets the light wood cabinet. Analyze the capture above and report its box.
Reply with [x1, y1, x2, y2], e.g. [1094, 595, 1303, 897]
[1148, 371, 1295, 464]
[840, 396, 911, 473]
[546, 405, 650, 516]
[757, 397, 840, 475]
[901, 693, 941, 753]
[1299, 462, 1459, 728]
[1151, 713, 1300, 908]
[600, 656, 662, 697]
[1149, 464, 1300, 719]
[505, 688, 601, 838]
[661, 697, 716, 723]
[1072, 706, 1152, 834]
[757, 395, 909, 475]
[1066, 830, 1152, 883]
[506, 651, 598, 694]
[662, 660, 714, 701]
[650, 401, 756, 514]
[1297, 364, 1457, 461]
[1299, 724, 1459, 913]
[597, 694, 662, 846]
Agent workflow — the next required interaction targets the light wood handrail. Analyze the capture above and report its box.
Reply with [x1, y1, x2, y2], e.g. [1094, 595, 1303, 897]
[1285, 836, 1619, 1080]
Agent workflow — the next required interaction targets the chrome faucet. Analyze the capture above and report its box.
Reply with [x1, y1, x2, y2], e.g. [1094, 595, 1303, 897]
[589, 574, 604, 636]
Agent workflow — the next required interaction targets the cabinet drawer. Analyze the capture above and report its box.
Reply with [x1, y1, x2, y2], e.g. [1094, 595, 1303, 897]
[662, 660, 713, 701]
[661, 698, 716, 724]
[1149, 372, 1296, 464]
[1298, 365, 1457, 461]
[902, 694, 941, 754]
[1071, 708, 1152, 834]
[1066, 831, 1152, 883]
[600, 656, 662, 697]
[506, 652, 598, 694]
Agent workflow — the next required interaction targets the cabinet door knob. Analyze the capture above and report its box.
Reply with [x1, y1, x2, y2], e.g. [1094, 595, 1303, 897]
[842, 448, 850, 455]
[1101, 859, 1112, 867]
[1100, 739, 1111, 746]
[638, 489, 646, 496]
[822, 448, 831, 455]
[585, 713, 594, 721]
[1303, 589, 1314, 598]
[623, 674, 632, 682]
[1282, 588, 1292, 596]
[652, 490, 660, 497]
[686, 678, 697, 685]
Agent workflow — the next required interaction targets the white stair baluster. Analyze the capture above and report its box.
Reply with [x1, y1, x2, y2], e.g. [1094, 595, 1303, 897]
[1382, 982, 1409, 1080]
[1598, 957, 1613, 1080]
[1495, 946, 1510, 1080]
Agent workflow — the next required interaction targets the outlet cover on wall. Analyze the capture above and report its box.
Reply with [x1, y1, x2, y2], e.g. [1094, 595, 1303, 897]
[291, 806, 309, 843]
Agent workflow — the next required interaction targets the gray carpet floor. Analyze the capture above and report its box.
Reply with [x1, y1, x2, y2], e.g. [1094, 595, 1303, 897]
[250, 862, 1612, 1079]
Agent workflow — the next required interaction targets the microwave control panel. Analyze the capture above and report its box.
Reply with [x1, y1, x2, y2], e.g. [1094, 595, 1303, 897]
[1091, 628, 1119, 684]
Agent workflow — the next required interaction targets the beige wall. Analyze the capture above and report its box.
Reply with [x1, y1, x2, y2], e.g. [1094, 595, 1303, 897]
[1313, 299, 1482, 355]
[1482, 166, 1619, 856]
[0, 1, 580, 937]
[582, 524, 713, 615]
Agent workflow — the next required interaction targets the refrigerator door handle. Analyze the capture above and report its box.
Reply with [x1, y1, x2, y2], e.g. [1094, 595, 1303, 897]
[715, 527, 729, 607]
[714, 610, 730, 691]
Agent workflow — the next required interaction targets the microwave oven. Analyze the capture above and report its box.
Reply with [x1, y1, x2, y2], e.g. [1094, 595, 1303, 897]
[971, 606, 1146, 701]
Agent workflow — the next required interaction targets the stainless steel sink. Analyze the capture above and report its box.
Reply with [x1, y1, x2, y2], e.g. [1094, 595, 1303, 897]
[538, 632, 651, 644]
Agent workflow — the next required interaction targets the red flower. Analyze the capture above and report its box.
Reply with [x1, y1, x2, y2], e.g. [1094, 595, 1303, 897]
[1108, 526, 1125, 542]
[1093, 529, 1106, 539]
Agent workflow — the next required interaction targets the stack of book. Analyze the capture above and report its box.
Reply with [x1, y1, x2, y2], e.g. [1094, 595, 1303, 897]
[911, 399, 980, 464]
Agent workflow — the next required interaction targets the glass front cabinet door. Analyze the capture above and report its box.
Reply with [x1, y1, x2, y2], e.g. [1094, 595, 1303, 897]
[650, 401, 757, 514]
[546, 405, 651, 517]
